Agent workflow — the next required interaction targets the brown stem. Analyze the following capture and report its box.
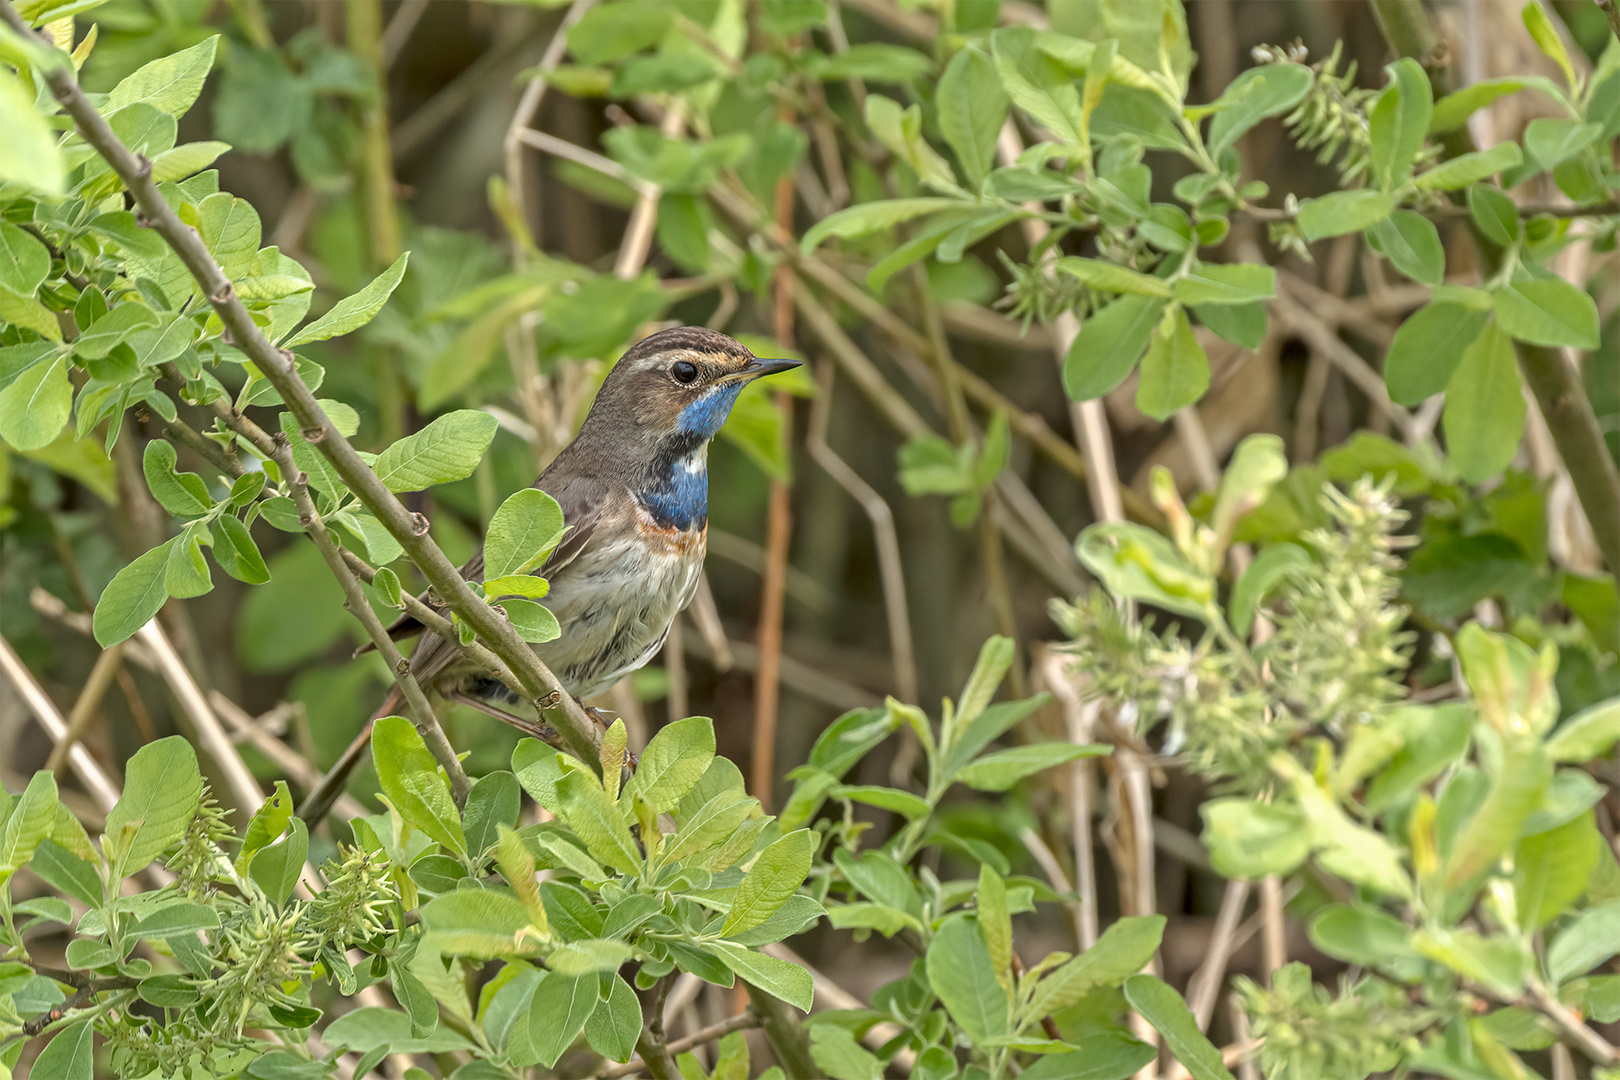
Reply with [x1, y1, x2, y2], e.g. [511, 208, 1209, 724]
[746, 984, 817, 1079]
[599, 1010, 760, 1079]
[0, 5, 602, 764]
[635, 977, 680, 1080]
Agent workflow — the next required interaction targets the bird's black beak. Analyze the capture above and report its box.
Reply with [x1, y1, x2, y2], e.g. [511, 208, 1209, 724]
[739, 358, 802, 381]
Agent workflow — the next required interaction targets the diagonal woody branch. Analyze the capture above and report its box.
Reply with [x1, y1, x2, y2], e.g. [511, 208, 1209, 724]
[2, 2, 602, 765]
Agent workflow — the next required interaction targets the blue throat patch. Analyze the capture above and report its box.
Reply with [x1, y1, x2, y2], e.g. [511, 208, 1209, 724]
[640, 447, 708, 530]
[677, 382, 746, 439]
[639, 383, 746, 529]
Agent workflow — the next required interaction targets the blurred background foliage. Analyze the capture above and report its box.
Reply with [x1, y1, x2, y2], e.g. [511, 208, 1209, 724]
[3, 0, 1620, 1072]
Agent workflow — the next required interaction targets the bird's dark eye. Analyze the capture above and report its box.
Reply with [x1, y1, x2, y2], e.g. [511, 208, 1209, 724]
[671, 360, 699, 384]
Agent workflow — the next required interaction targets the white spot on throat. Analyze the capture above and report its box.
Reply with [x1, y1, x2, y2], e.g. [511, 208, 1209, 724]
[681, 444, 708, 474]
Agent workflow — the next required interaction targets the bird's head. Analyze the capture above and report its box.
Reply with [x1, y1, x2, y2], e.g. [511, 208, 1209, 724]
[587, 326, 800, 445]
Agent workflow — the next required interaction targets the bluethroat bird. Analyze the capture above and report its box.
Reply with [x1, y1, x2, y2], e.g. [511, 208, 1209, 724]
[299, 326, 800, 822]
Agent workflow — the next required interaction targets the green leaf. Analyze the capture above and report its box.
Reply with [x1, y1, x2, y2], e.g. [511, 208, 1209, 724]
[92, 538, 175, 647]
[464, 771, 520, 857]
[103, 736, 202, 877]
[499, 598, 561, 643]
[807, 43, 934, 83]
[1124, 975, 1235, 1080]
[1468, 184, 1519, 246]
[237, 780, 295, 877]
[30, 839, 101, 908]
[0, 771, 57, 880]
[421, 888, 534, 959]
[555, 767, 640, 874]
[1135, 306, 1208, 420]
[323, 1007, 472, 1055]
[485, 487, 567, 578]
[936, 47, 1007, 188]
[1443, 323, 1525, 484]
[74, 302, 161, 360]
[31, 1020, 94, 1080]
[149, 140, 231, 183]
[1026, 915, 1166, 1022]
[284, 251, 409, 347]
[1523, 0, 1576, 89]
[1413, 929, 1528, 998]
[954, 743, 1108, 792]
[1057, 257, 1171, 298]
[552, 939, 638, 976]
[709, 941, 814, 1011]
[142, 439, 213, 518]
[566, 2, 673, 65]
[1369, 210, 1444, 285]
[1019, 1034, 1158, 1080]
[1206, 63, 1313, 157]
[622, 715, 715, 815]
[0, 353, 71, 450]
[1308, 905, 1417, 969]
[526, 972, 597, 1067]
[1515, 811, 1601, 931]
[1200, 798, 1310, 879]
[374, 409, 500, 493]
[835, 784, 932, 819]
[800, 198, 961, 253]
[864, 94, 958, 191]
[210, 515, 270, 584]
[1444, 740, 1551, 889]
[723, 830, 813, 936]
[1415, 141, 1524, 191]
[1431, 79, 1529, 133]
[925, 914, 1008, 1042]
[1229, 542, 1310, 638]
[1549, 901, 1620, 982]
[247, 816, 306, 907]
[991, 27, 1085, 148]
[810, 1025, 883, 1080]
[1368, 58, 1432, 189]
[1493, 277, 1600, 349]
[106, 36, 219, 117]
[373, 715, 467, 858]
[584, 974, 641, 1064]
[0, 221, 50, 296]
[1063, 294, 1167, 401]
[1194, 301, 1267, 348]
[0, 70, 65, 195]
[1382, 301, 1492, 405]
[1077, 522, 1211, 620]
[1546, 697, 1620, 763]
[1296, 189, 1395, 240]
[1172, 262, 1275, 306]
[835, 848, 924, 917]
[0, 281, 62, 341]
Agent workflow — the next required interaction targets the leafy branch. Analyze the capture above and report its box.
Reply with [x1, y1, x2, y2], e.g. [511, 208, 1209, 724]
[0, 0, 604, 773]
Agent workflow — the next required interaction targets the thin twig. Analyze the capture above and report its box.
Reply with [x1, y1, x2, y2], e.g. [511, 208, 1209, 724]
[0, 632, 124, 814]
[999, 120, 1124, 525]
[1188, 880, 1252, 1031]
[136, 620, 265, 814]
[751, 155, 798, 813]
[44, 643, 124, 775]
[1269, 290, 1420, 444]
[807, 363, 917, 706]
[210, 693, 371, 820]
[598, 1011, 761, 1078]
[0, 17, 600, 766]
[763, 944, 916, 1073]
[1039, 650, 1099, 949]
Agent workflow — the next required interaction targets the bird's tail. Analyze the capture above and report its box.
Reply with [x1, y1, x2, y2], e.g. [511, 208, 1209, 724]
[295, 685, 407, 827]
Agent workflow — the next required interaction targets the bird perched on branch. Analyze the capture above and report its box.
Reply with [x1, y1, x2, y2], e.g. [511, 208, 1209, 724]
[298, 326, 800, 822]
